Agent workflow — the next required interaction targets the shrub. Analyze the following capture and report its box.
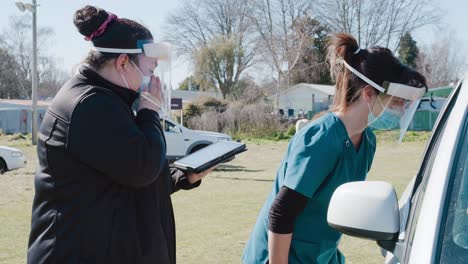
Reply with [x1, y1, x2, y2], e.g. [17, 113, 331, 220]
[286, 125, 296, 137]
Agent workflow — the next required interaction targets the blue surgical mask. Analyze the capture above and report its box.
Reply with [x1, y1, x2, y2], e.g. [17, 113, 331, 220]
[130, 60, 151, 94]
[138, 76, 151, 94]
[367, 96, 403, 130]
[368, 107, 401, 130]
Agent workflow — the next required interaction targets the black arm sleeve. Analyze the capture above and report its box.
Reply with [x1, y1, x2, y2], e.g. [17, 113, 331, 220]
[268, 186, 308, 234]
[68, 93, 167, 188]
[170, 166, 202, 194]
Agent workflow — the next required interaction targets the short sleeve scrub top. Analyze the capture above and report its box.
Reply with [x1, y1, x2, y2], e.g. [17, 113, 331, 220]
[242, 112, 377, 264]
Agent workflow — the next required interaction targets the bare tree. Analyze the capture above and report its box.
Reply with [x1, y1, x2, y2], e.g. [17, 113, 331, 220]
[315, 0, 440, 50]
[0, 48, 23, 99]
[416, 32, 467, 87]
[165, 0, 255, 98]
[289, 17, 331, 85]
[247, 0, 316, 109]
[0, 14, 66, 99]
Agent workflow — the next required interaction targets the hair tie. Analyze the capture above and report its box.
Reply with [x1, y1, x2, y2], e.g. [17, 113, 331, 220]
[353, 47, 361, 55]
[85, 13, 118, 41]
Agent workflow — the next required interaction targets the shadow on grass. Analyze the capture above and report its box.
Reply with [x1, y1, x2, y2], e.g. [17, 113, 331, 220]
[215, 164, 264, 173]
[213, 164, 273, 182]
[211, 175, 274, 182]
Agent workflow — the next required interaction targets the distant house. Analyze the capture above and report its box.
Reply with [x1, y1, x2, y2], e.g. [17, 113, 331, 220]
[0, 99, 50, 134]
[273, 83, 335, 118]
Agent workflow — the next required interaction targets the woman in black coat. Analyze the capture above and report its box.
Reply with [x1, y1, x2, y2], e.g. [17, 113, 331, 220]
[27, 5, 212, 264]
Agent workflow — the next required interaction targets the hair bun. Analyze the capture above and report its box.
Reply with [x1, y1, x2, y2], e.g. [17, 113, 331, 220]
[73, 5, 109, 39]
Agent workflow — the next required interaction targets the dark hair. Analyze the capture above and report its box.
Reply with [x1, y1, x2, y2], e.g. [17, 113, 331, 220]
[73, 5, 153, 69]
[327, 33, 427, 112]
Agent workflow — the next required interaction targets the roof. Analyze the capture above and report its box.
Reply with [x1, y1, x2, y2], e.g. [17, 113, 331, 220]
[171, 90, 220, 102]
[0, 99, 51, 108]
[284, 83, 335, 96]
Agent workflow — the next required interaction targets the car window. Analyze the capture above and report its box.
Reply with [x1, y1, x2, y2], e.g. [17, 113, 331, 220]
[402, 82, 461, 262]
[438, 112, 468, 263]
[404, 116, 446, 256]
[160, 120, 178, 133]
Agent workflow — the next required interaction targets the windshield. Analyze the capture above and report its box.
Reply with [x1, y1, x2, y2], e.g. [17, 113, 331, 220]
[438, 112, 468, 263]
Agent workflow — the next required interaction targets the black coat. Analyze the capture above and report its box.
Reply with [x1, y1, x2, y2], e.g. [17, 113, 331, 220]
[27, 66, 200, 264]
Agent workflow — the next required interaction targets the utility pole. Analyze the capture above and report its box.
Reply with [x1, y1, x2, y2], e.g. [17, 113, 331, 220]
[15, 1, 38, 145]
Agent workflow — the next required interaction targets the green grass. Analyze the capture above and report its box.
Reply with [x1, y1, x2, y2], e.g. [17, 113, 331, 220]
[0, 135, 428, 263]
[0, 135, 36, 264]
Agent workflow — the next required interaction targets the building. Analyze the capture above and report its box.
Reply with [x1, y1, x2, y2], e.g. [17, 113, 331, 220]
[274, 83, 335, 118]
[0, 99, 50, 134]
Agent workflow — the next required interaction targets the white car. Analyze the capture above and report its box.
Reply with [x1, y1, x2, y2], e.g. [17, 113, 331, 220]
[0, 146, 27, 174]
[160, 118, 233, 162]
[327, 73, 468, 263]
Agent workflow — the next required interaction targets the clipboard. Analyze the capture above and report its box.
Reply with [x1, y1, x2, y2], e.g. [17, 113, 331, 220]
[173, 141, 247, 173]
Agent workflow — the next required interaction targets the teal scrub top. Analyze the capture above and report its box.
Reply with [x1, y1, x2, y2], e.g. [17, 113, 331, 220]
[242, 112, 376, 264]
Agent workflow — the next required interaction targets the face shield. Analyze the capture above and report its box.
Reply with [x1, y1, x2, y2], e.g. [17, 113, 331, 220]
[91, 41, 173, 121]
[342, 60, 426, 142]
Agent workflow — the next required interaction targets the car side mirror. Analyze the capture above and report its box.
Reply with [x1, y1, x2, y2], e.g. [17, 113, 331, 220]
[327, 181, 400, 252]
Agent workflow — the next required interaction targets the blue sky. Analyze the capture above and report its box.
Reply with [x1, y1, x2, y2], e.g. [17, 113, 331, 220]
[1, 0, 467, 88]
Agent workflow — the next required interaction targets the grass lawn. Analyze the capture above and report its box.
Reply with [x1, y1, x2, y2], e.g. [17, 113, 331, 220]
[0, 133, 428, 263]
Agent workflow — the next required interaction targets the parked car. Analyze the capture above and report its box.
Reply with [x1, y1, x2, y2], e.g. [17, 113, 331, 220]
[160, 118, 232, 162]
[327, 73, 468, 263]
[0, 146, 27, 174]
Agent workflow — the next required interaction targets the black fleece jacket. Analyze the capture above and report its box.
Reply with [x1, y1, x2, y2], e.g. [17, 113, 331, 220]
[27, 65, 200, 264]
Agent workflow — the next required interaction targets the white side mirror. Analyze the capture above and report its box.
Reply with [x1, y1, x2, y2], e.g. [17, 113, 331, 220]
[327, 181, 400, 242]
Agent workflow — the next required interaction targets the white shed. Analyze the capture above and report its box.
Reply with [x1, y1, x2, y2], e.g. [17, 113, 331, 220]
[274, 83, 335, 117]
[0, 100, 49, 134]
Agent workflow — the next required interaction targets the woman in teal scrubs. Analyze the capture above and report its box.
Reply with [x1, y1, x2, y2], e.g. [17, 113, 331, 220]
[242, 33, 428, 264]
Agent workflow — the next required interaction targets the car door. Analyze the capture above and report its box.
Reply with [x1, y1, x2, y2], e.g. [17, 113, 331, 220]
[385, 79, 464, 263]
[436, 113, 468, 263]
[406, 79, 467, 263]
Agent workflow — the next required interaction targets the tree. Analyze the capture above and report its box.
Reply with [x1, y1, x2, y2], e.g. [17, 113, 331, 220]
[193, 36, 248, 98]
[0, 15, 66, 99]
[0, 48, 23, 98]
[398, 32, 419, 69]
[228, 75, 264, 102]
[416, 32, 467, 87]
[315, 0, 440, 50]
[247, 0, 313, 108]
[289, 17, 332, 85]
[178, 76, 201, 91]
[165, 0, 254, 99]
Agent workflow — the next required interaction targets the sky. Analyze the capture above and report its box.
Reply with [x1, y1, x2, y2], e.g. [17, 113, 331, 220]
[1, 0, 467, 89]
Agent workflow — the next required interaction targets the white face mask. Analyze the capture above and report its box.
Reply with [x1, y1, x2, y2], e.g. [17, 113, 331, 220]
[119, 60, 151, 92]
[128, 60, 169, 117]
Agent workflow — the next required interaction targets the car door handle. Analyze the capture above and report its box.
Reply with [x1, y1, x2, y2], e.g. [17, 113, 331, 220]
[184, 139, 190, 141]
